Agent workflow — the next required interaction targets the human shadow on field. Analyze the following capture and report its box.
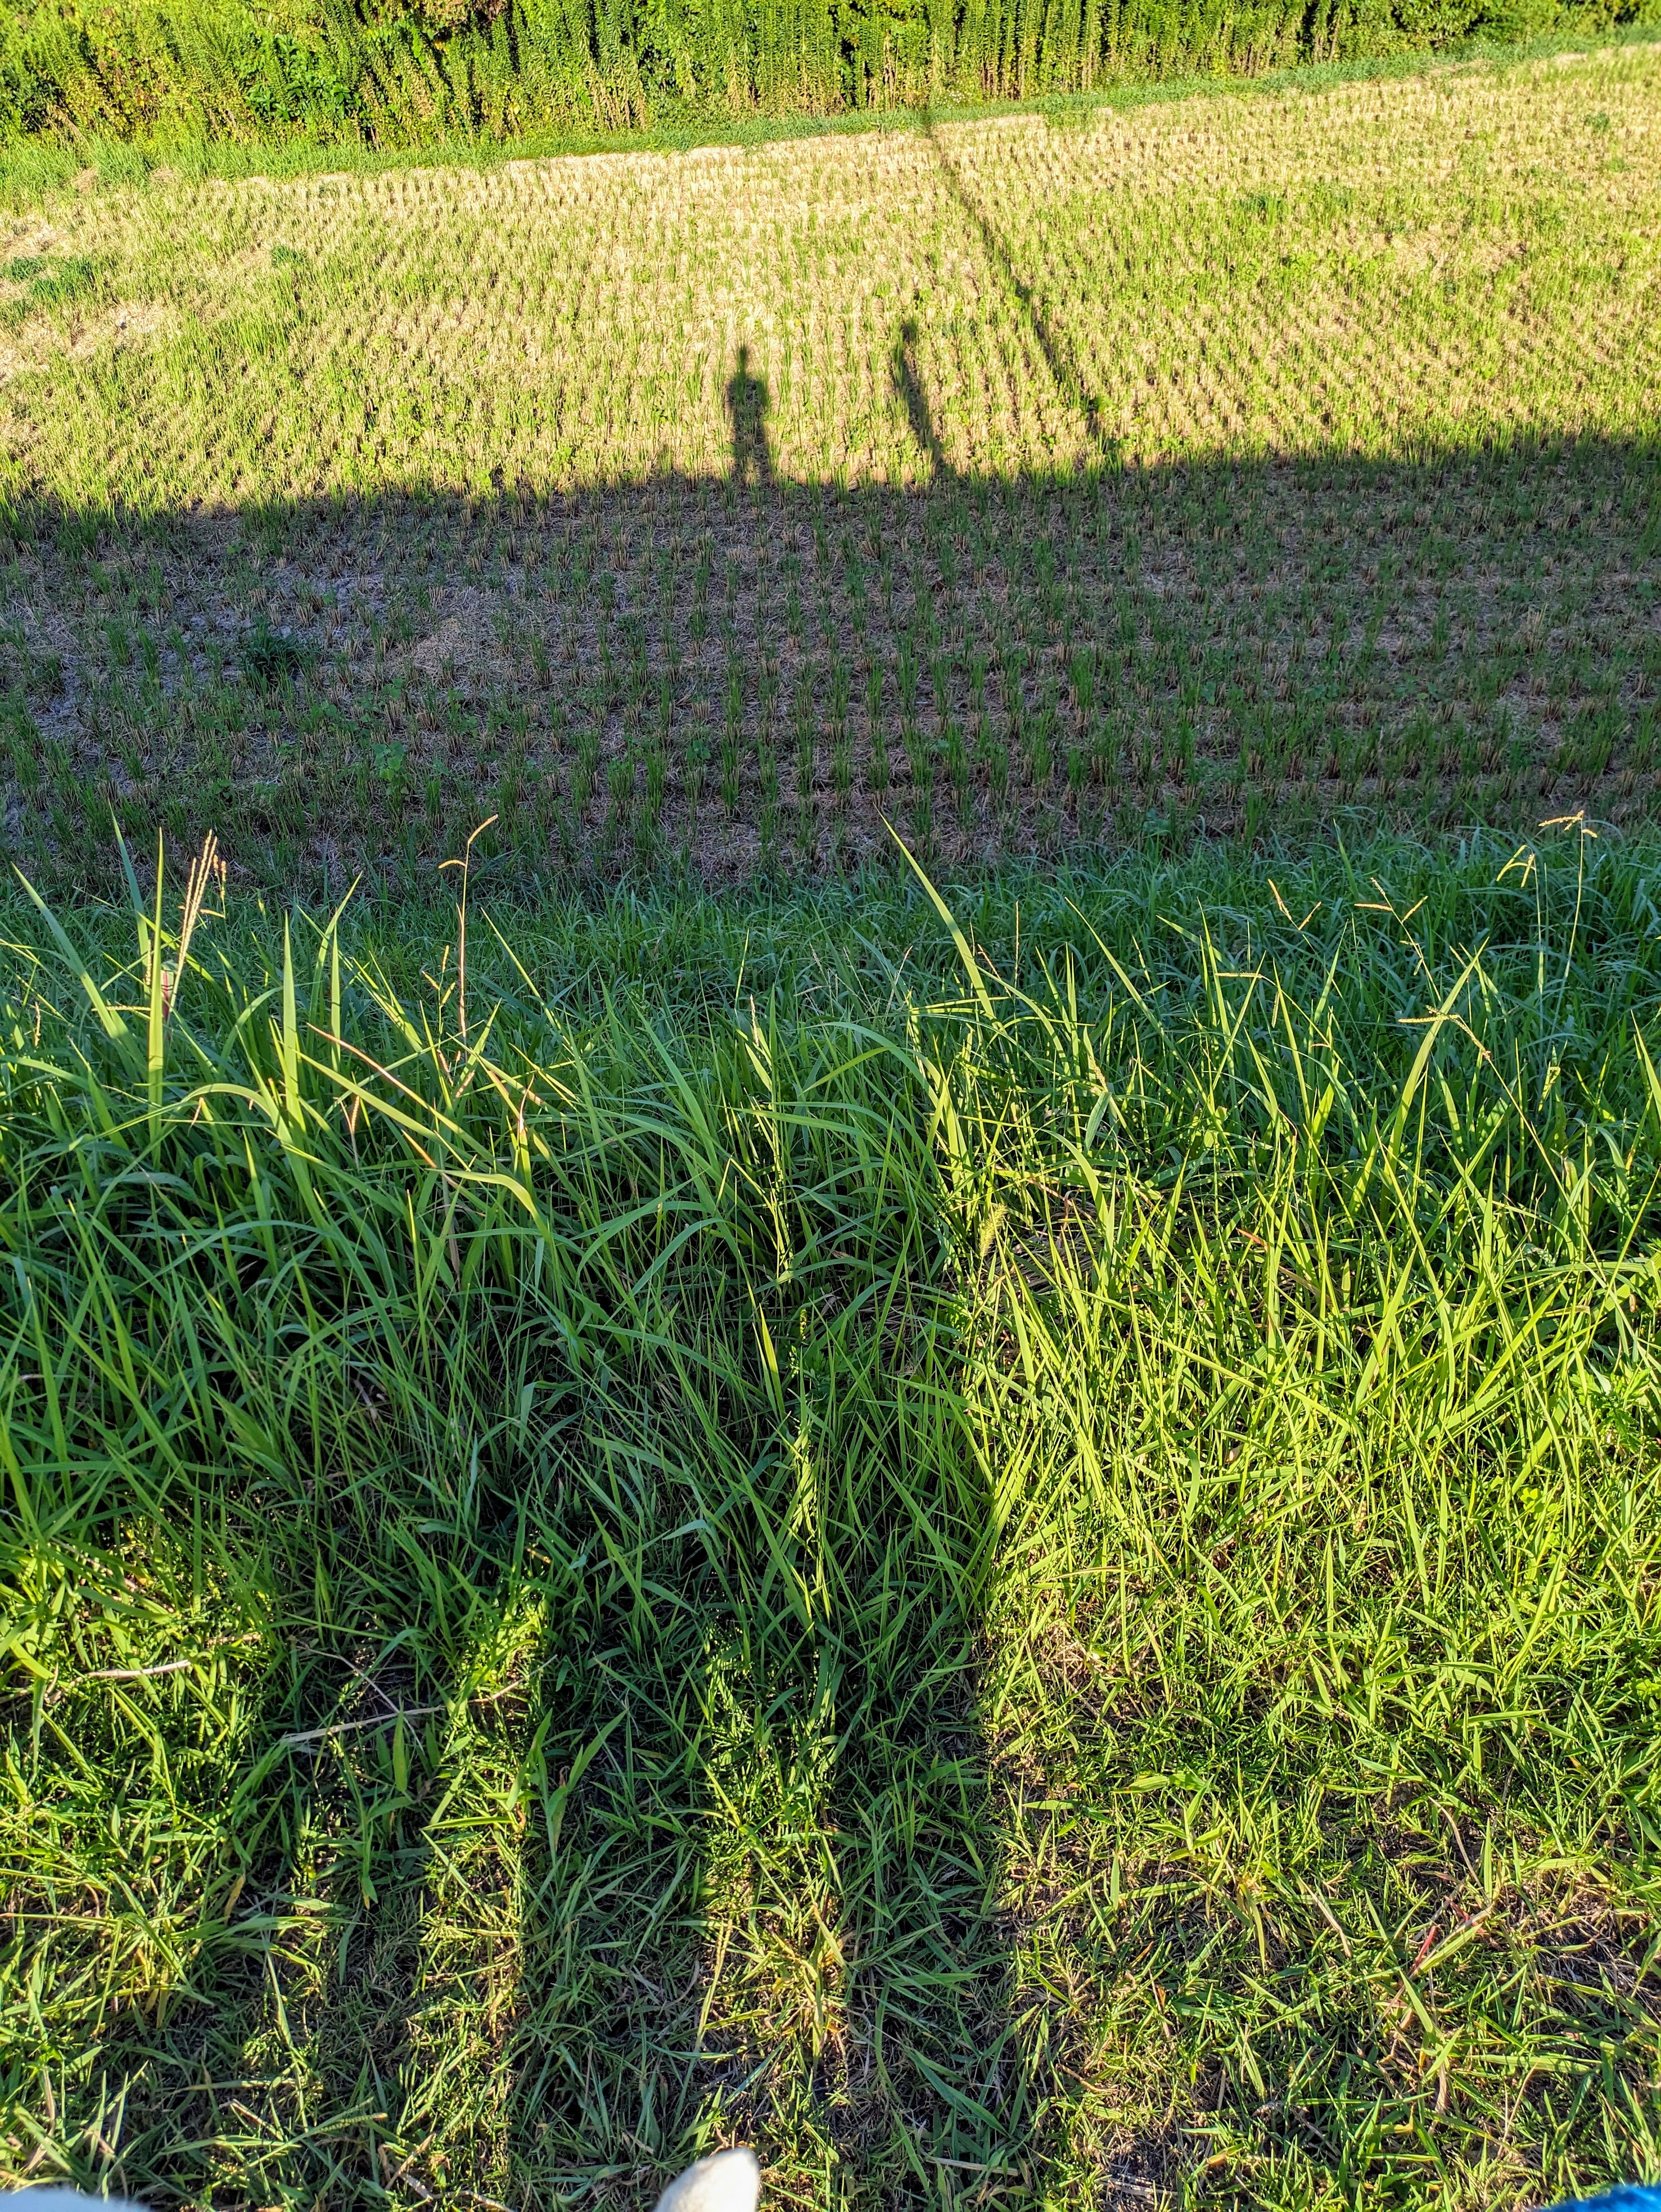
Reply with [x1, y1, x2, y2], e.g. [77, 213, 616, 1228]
[727, 346, 775, 489]
[893, 317, 954, 481]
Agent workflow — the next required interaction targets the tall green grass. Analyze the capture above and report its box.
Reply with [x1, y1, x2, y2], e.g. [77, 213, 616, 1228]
[1, 0, 1651, 147]
[2, 828, 1660, 2210]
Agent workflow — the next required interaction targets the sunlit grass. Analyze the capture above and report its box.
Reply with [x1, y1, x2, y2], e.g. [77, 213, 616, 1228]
[1, 47, 1659, 2201]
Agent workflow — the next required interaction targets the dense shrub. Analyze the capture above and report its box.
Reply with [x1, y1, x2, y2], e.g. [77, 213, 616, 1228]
[0, 0, 1650, 141]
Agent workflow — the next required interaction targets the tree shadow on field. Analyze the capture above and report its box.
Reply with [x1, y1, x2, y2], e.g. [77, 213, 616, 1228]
[4, 393, 1656, 910]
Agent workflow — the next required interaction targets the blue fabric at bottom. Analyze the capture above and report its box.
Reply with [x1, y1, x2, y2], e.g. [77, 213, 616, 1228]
[1546, 2192, 1661, 2212]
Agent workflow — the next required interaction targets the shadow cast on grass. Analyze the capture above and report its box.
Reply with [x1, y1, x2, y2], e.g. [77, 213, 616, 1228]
[1, 367, 1659, 2210]
[7, 798, 1661, 2211]
[0, 925, 1023, 2212]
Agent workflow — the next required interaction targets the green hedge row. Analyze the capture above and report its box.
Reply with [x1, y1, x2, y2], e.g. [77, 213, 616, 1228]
[0, 0, 1651, 146]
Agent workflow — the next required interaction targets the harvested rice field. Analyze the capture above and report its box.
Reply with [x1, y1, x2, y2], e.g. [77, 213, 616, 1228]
[1, 42, 1659, 888]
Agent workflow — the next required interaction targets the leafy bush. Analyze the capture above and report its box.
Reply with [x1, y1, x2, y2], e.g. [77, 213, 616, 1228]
[0, 0, 1652, 141]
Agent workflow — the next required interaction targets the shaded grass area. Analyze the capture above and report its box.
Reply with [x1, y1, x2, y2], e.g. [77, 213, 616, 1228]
[2, 828, 1661, 2212]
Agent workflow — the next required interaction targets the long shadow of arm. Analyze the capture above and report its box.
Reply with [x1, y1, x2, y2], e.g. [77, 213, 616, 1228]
[892, 317, 954, 482]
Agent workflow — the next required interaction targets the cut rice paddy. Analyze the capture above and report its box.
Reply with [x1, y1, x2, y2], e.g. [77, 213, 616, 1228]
[0, 41, 1658, 894]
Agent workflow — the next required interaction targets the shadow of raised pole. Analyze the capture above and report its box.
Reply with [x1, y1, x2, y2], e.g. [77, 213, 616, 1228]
[927, 125, 1110, 456]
